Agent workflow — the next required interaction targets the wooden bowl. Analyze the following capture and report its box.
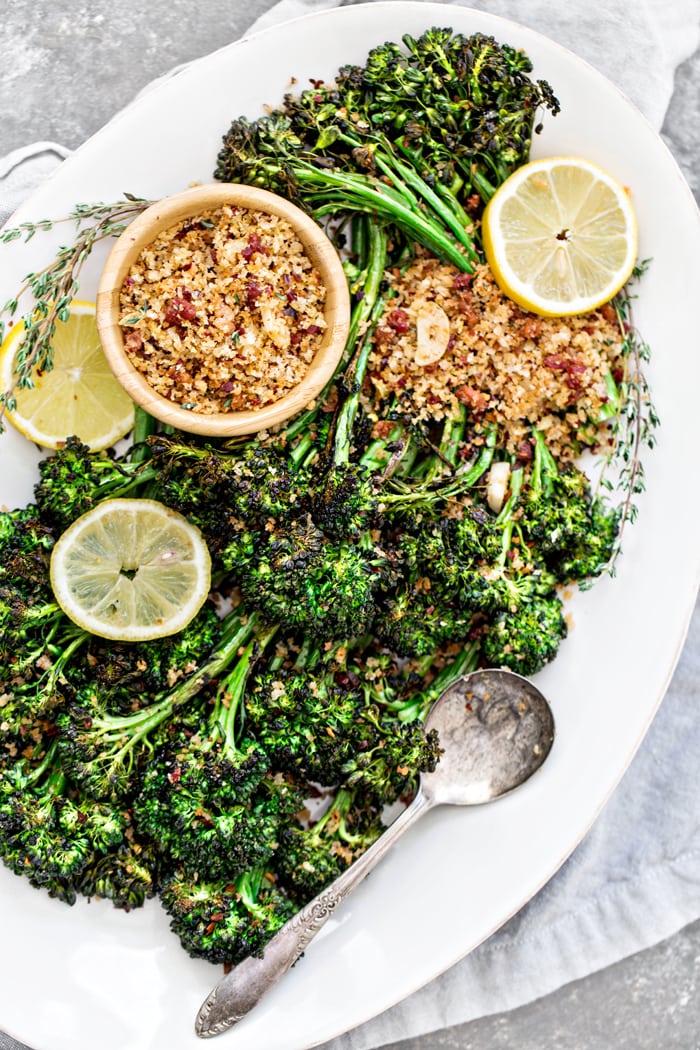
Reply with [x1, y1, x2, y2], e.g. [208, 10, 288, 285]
[96, 183, 351, 436]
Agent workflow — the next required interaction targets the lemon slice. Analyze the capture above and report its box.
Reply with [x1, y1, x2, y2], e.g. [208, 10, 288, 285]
[482, 157, 637, 317]
[0, 300, 134, 450]
[50, 498, 212, 641]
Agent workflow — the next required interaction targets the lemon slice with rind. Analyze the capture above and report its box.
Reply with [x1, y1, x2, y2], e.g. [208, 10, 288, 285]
[482, 157, 637, 317]
[50, 498, 212, 641]
[0, 300, 134, 450]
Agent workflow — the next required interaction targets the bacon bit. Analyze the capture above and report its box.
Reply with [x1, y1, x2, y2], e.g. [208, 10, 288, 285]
[373, 325, 395, 346]
[175, 222, 197, 240]
[600, 303, 617, 325]
[123, 330, 143, 352]
[372, 419, 395, 439]
[387, 307, 410, 333]
[515, 438, 534, 463]
[334, 670, 360, 689]
[246, 279, 262, 306]
[543, 353, 569, 370]
[453, 272, 473, 291]
[241, 232, 266, 261]
[167, 766, 182, 785]
[455, 384, 489, 413]
[164, 297, 197, 325]
[519, 317, 542, 339]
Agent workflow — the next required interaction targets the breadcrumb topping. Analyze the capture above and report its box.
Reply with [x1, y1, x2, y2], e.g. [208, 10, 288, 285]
[366, 252, 624, 458]
[118, 205, 327, 414]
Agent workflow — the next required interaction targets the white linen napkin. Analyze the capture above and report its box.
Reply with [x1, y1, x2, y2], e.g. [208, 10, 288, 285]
[1, 2, 698, 1049]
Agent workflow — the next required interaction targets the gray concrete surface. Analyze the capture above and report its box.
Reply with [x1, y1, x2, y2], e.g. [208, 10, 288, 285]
[1, 3, 698, 1049]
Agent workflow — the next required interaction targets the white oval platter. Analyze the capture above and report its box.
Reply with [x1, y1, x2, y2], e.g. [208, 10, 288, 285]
[0, 4, 699, 1049]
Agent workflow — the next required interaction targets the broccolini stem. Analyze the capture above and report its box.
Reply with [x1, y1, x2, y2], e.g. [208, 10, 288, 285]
[130, 407, 158, 465]
[529, 430, 557, 501]
[283, 220, 388, 448]
[344, 219, 389, 359]
[333, 127, 477, 260]
[332, 224, 389, 467]
[218, 623, 279, 751]
[90, 609, 261, 755]
[384, 424, 497, 506]
[43, 629, 90, 694]
[291, 163, 472, 271]
[494, 466, 525, 569]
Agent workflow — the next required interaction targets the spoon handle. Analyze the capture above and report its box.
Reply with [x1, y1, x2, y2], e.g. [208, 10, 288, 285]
[195, 789, 433, 1038]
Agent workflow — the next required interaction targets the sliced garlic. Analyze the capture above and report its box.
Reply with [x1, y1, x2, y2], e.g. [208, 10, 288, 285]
[414, 300, 451, 365]
[486, 461, 511, 513]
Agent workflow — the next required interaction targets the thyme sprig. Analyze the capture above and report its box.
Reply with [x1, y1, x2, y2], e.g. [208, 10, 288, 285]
[599, 261, 659, 572]
[0, 194, 153, 429]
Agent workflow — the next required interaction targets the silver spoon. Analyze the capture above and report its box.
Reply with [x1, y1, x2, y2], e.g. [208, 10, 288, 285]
[195, 667, 555, 1039]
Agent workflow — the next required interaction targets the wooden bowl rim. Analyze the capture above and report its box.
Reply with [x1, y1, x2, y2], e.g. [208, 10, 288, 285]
[96, 183, 350, 436]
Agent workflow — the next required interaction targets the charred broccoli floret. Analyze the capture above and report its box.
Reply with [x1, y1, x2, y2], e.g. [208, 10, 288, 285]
[56, 608, 261, 801]
[237, 517, 386, 637]
[34, 436, 154, 533]
[276, 787, 383, 903]
[482, 593, 568, 676]
[133, 623, 303, 881]
[0, 742, 125, 903]
[161, 865, 296, 964]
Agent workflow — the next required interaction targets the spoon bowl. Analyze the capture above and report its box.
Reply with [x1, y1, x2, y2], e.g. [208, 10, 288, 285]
[423, 668, 555, 806]
[195, 667, 555, 1039]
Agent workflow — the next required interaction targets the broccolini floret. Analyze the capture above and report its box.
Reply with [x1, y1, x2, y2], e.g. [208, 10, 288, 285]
[160, 865, 296, 965]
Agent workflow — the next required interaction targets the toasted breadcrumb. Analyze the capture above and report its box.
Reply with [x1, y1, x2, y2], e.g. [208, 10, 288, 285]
[366, 252, 624, 459]
[118, 205, 327, 414]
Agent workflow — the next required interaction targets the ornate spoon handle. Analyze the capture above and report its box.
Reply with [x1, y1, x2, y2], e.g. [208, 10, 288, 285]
[195, 790, 432, 1038]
